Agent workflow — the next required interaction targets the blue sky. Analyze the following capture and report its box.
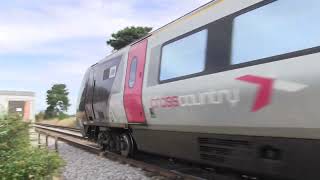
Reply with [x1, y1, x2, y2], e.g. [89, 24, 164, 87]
[0, 0, 210, 114]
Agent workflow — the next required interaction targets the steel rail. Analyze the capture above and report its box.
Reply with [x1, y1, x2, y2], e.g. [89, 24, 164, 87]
[34, 123, 81, 132]
[34, 124, 203, 180]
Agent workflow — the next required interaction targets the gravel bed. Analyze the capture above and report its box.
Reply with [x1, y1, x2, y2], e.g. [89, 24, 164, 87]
[47, 139, 161, 180]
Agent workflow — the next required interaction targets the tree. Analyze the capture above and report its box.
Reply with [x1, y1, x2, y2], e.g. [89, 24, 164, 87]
[45, 84, 70, 119]
[107, 26, 152, 50]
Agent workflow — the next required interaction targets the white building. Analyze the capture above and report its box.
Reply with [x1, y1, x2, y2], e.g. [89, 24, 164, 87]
[0, 91, 36, 122]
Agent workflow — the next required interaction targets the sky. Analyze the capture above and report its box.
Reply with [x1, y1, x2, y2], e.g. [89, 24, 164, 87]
[0, 0, 211, 114]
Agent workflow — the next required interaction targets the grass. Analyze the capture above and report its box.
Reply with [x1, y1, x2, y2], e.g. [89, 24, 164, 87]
[39, 117, 77, 128]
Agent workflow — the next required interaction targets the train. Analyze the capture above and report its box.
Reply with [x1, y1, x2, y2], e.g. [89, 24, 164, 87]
[76, 0, 320, 179]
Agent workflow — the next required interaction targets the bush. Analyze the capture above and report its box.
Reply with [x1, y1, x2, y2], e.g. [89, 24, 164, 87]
[35, 111, 45, 122]
[0, 116, 64, 179]
[42, 112, 70, 121]
[58, 113, 69, 120]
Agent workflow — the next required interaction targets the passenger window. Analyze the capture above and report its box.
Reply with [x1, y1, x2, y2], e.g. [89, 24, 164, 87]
[231, 0, 320, 64]
[160, 29, 208, 81]
[129, 57, 138, 88]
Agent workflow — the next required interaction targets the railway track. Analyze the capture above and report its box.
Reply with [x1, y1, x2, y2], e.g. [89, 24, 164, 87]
[34, 123, 81, 132]
[33, 123, 266, 180]
[33, 123, 207, 180]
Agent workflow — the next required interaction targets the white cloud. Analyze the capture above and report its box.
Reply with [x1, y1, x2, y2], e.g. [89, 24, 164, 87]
[0, 0, 211, 113]
[0, 0, 211, 53]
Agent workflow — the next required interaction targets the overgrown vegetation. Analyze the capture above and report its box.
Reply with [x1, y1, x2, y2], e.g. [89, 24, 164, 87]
[0, 116, 64, 179]
[35, 111, 45, 122]
[106, 26, 152, 50]
[39, 117, 77, 128]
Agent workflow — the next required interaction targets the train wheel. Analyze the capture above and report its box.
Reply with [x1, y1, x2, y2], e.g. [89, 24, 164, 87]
[119, 133, 134, 157]
[97, 131, 107, 150]
[97, 131, 114, 151]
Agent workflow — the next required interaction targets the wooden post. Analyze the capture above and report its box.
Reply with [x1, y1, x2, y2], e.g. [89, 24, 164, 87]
[38, 133, 41, 148]
[45, 135, 48, 147]
[54, 137, 59, 152]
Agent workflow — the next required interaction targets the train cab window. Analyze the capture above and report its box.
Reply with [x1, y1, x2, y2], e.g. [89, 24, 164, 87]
[103, 65, 117, 80]
[231, 0, 320, 65]
[129, 57, 138, 88]
[160, 29, 208, 81]
[109, 65, 117, 78]
[103, 69, 110, 80]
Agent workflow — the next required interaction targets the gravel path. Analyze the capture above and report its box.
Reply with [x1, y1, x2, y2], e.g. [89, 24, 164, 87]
[50, 141, 154, 180]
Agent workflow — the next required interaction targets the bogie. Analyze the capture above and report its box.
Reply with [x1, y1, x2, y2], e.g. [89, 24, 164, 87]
[90, 126, 135, 157]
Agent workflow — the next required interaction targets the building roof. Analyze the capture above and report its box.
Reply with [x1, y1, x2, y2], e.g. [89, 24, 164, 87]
[0, 90, 35, 97]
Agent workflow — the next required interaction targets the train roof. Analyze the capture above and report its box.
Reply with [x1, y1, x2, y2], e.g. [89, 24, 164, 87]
[93, 0, 221, 66]
[149, 0, 221, 36]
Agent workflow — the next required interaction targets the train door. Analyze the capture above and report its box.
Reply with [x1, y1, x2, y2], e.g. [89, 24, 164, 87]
[92, 57, 122, 122]
[85, 68, 96, 121]
[123, 39, 148, 124]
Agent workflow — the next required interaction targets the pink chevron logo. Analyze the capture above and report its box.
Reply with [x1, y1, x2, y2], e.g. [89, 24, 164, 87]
[237, 75, 307, 112]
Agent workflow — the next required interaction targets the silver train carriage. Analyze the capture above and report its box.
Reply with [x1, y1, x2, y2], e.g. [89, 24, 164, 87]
[76, 0, 320, 179]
